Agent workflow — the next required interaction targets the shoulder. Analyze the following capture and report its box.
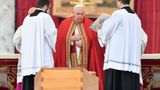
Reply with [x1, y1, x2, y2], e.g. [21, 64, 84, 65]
[134, 13, 141, 21]
[112, 9, 124, 16]
[22, 15, 31, 24]
[23, 15, 30, 21]
[110, 9, 125, 21]
[39, 12, 52, 19]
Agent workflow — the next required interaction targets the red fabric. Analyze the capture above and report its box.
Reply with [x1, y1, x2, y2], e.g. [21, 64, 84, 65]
[54, 16, 105, 90]
[16, 82, 22, 90]
[135, 0, 160, 53]
[50, 0, 60, 28]
[16, 0, 38, 29]
[16, 0, 60, 29]
[0, 87, 9, 90]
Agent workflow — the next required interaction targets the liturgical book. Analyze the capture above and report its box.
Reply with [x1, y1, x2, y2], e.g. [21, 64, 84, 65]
[90, 13, 110, 30]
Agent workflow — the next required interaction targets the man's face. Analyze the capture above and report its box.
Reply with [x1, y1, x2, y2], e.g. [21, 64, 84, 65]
[73, 7, 85, 23]
[44, 5, 49, 13]
[113, 0, 121, 8]
[115, 0, 122, 8]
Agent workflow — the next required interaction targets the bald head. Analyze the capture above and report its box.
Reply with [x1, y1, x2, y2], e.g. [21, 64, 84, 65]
[73, 4, 85, 24]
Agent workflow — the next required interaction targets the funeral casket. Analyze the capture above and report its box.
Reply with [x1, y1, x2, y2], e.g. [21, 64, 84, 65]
[34, 68, 99, 90]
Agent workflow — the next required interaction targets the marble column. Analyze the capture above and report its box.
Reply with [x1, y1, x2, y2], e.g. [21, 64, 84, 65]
[0, 0, 15, 53]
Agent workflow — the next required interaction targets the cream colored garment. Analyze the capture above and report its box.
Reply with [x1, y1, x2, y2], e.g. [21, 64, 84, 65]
[141, 29, 148, 54]
[13, 26, 22, 52]
[13, 26, 22, 83]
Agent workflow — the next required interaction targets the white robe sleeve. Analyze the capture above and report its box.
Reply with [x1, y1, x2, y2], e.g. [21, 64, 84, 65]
[44, 15, 57, 52]
[13, 26, 22, 52]
[141, 28, 148, 54]
[97, 12, 121, 47]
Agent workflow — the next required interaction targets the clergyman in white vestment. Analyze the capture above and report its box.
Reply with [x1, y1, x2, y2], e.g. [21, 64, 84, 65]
[20, 0, 57, 90]
[13, 7, 38, 90]
[93, 0, 148, 90]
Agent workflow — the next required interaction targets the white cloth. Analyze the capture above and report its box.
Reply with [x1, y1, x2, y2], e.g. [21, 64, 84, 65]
[13, 26, 22, 52]
[21, 12, 57, 77]
[16, 55, 22, 83]
[13, 26, 22, 83]
[98, 9, 147, 84]
[75, 27, 81, 59]
[141, 28, 148, 54]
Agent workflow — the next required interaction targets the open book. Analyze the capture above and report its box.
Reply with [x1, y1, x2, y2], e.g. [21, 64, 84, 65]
[90, 13, 110, 30]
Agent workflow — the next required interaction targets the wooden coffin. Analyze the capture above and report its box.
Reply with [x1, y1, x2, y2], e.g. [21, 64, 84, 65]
[34, 68, 99, 90]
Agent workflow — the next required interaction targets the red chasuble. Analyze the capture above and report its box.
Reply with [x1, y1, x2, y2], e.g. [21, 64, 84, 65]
[54, 16, 105, 90]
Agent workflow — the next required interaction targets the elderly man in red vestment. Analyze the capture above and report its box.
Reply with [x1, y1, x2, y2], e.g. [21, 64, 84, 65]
[54, 4, 104, 90]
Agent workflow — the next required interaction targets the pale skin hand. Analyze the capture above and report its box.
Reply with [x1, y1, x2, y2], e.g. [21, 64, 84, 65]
[71, 34, 82, 42]
[70, 34, 83, 47]
[93, 26, 100, 32]
[28, 7, 37, 14]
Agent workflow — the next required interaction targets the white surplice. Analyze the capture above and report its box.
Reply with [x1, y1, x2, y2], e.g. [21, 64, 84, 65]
[13, 26, 22, 83]
[13, 26, 22, 52]
[21, 12, 57, 77]
[98, 9, 147, 84]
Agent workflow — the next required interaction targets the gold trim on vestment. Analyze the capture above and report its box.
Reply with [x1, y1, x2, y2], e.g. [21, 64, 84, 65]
[66, 22, 88, 69]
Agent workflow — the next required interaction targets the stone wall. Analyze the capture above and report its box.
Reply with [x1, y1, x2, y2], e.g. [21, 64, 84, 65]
[0, 0, 15, 53]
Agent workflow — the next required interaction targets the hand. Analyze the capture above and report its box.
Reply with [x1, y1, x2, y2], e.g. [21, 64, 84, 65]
[71, 34, 82, 42]
[28, 7, 36, 15]
[76, 40, 83, 47]
[93, 26, 99, 32]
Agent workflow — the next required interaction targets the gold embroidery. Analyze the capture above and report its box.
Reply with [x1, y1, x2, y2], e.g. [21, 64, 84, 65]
[66, 22, 88, 69]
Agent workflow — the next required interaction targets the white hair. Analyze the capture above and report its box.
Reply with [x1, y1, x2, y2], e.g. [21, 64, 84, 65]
[74, 4, 85, 9]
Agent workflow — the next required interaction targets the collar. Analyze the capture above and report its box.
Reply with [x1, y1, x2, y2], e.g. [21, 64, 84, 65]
[120, 5, 130, 9]
[121, 5, 134, 14]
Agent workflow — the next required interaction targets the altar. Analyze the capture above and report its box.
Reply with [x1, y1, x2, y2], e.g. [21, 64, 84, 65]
[0, 53, 160, 90]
